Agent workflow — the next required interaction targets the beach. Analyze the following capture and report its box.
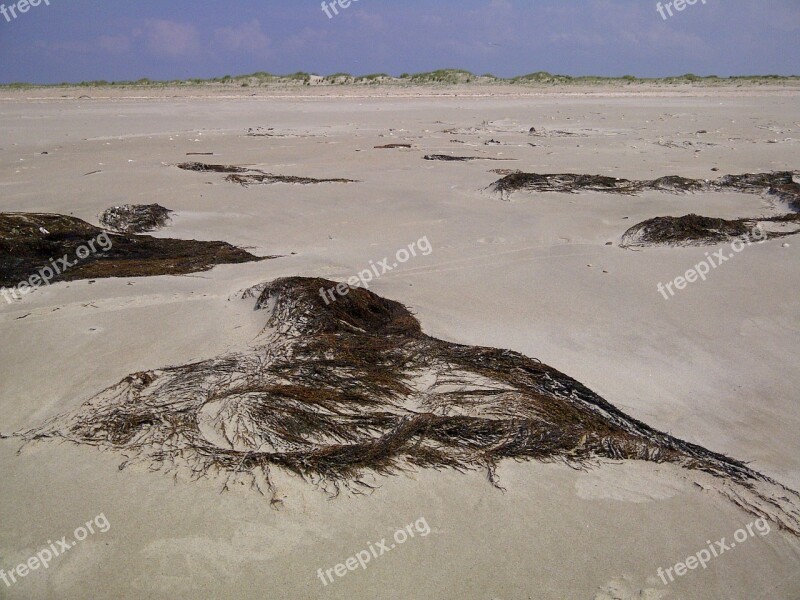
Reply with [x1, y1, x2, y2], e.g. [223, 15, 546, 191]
[1, 82, 799, 599]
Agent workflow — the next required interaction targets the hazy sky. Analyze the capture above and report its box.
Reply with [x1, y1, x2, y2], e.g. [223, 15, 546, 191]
[1, 0, 798, 83]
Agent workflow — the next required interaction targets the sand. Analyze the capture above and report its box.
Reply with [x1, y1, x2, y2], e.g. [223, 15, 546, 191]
[1, 83, 799, 599]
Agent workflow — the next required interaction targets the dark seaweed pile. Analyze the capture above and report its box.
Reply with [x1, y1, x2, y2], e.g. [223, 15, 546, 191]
[0, 213, 267, 287]
[621, 213, 800, 247]
[18, 277, 800, 532]
[621, 214, 754, 247]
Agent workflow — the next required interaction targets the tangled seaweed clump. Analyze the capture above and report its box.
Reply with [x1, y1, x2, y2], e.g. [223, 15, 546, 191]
[621, 214, 755, 248]
[491, 172, 644, 195]
[620, 213, 800, 248]
[0, 212, 267, 287]
[16, 277, 800, 533]
[99, 203, 173, 234]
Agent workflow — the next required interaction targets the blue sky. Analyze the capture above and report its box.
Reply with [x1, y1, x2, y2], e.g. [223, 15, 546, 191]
[0, 0, 798, 83]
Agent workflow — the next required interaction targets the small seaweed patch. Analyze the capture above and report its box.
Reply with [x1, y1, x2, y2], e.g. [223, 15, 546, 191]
[492, 173, 643, 195]
[375, 144, 412, 149]
[225, 173, 357, 187]
[424, 154, 513, 162]
[99, 204, 173, 234]
[0, 212, 268, 287]
[14, 277, 800, 533]
[177, 162, 249, 174]
[621, 214, 754, 247]
[177, 162, 357, 186]
[621, 213, 800, 247]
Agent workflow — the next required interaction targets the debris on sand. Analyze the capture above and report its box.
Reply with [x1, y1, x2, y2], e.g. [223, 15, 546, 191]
[716, 172, 800, 212]
[177, 162, 357, 186]
[621, 213, 800, 248]
[489, 169, 521, 176]
[247, 127, 274, 136]
[17, 277, 800, 533]
[424, 154, 513, 162]
[441, 120, 533, 136]
[491, 170, 800, 246]
[374, 143, 412, 149]
[225, 173, 357, 186]
[528, 128, 588, 138]
[493, 170, 800, 204]
[656, 139, 718, 150]
[0, 213, 269, 287]
[177, 162, 250, 174]
[492, 172, 643, 195]
[245, 127, 317, 138]
[647, 175, 706, 193]
[621, 214, 754, 247]
[99, 204, 173, 234]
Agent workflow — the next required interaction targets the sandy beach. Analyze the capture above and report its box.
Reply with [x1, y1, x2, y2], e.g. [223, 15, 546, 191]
[1, 83, 799, 599]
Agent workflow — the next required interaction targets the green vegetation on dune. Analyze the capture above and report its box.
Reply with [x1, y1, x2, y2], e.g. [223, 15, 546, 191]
[1, 69, 798, 89]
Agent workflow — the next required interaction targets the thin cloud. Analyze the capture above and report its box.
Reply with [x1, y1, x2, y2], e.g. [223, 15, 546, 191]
[137, 20, 200, 59]
[214, 20, 271, 54]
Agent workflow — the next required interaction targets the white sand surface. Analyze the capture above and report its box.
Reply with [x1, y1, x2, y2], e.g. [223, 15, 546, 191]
[1, 84, 799, 599]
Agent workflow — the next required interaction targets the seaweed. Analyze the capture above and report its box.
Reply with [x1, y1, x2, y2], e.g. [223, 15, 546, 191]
[0, 213, 268, 288]
[225, 173, 356, 187]
[491, 170, 800, 204]
[15, 277, 800, 532]
[492, 172, 642, 195]
[99, 204, 173, 234]
[490, 170, 800, 247]
[424, 154, 513, 162]
[621, 213, 800, 248]
[177, 162, 248, 174]
[622, 214, 753, 247]
[177, 162, 357, 186]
